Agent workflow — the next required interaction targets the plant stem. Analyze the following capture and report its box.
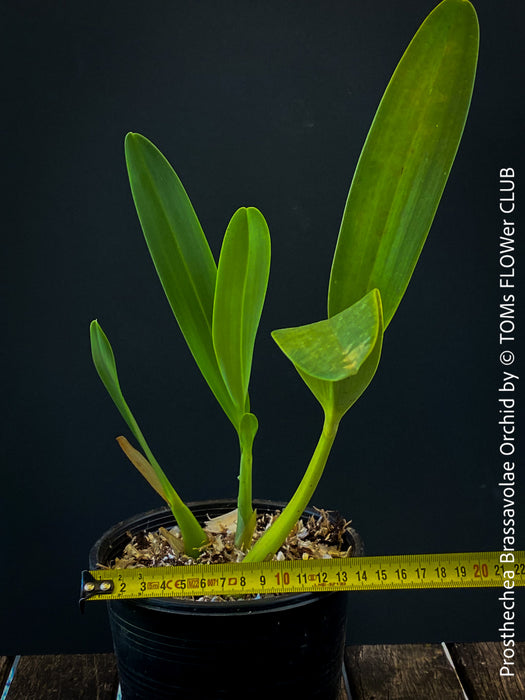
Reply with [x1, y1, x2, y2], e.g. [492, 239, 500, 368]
[235, 413, 258, 548]
[141, 446, 208, 556]
[124, 410, 208, 556]
[235, 440, 254, 548]
[243, 411, 340, 562]
[166, 491, 209, 556]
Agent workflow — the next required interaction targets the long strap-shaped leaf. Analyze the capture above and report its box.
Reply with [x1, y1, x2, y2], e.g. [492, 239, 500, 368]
[212, 207, 270, 544]
[213, 207, 271, 412]
[328, 0, 479, 327]
[125, 133, 237, 426]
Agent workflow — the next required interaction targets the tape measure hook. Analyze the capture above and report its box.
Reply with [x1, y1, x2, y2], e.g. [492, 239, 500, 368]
[79, 571, 114, 613]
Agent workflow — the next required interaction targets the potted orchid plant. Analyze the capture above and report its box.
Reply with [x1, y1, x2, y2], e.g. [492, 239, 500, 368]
[88, 1, 479, 698]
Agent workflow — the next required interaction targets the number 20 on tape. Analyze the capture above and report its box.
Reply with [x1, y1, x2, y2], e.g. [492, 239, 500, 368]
[80, 551, 525, 604]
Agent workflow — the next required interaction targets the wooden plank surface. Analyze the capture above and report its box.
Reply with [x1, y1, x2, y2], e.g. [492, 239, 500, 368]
[448, 641, 525, 700]
[4, 653, 119, 700]
[0, 652, 348, 700]
[345, 643, 466, 699]
[2, 644, 523, 699]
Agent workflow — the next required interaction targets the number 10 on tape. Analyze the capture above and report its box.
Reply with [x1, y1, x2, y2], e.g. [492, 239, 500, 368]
[80, 551, 525, 604]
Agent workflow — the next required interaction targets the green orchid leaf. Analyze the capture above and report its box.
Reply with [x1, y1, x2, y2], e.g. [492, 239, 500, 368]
[90, 319, 140, 439]
[124, 133, 237, 426]
[213, 207, 271, 413]
[272, 289, 382, 383]
[296, 326, 383, 421]
[328, 307, 383, 419]
[305, 293, 383, 419]
[274, 289, 383, 419]
[328, 0, 479, 327]
[90, 319, 207, 554]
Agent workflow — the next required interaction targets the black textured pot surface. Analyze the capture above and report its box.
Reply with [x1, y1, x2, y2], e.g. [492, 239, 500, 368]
[89, 499, 363, 700]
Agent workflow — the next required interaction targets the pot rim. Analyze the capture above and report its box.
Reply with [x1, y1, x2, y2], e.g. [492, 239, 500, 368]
[89, 498, 363, 614]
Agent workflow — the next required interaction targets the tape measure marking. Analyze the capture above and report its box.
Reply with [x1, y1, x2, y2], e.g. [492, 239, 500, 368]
[80, 551, 524, 603]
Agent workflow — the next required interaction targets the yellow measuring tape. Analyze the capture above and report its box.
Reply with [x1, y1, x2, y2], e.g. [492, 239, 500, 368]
[81, 550, 524, 603]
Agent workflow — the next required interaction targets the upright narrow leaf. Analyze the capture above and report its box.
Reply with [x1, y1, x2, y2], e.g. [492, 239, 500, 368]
[90, 319, 142, 439]
[212, 207, 271, 412]
[328, 0, 479, 327]
[124, 133, 237, 425]
[90, 319, 207, 554]
[90, 319, 176, 493]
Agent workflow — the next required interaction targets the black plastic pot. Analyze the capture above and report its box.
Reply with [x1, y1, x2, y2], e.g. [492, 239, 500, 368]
[89, 499, 363, 700]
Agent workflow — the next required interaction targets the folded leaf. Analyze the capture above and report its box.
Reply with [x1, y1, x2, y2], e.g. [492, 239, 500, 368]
[328, 0, 479, 327]
[273, 290, 383, 419]
[213, 207, 271, 413]
[273, 289, 381, 382]
[124, 133, 237, 426]
[328, 310, 383, 419]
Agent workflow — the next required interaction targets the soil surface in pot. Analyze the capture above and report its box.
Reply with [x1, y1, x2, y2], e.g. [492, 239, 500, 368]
[95, 507, 355, 601]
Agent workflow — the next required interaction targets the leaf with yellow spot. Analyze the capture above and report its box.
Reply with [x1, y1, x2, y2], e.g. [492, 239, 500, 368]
[272, 289, 383, 419]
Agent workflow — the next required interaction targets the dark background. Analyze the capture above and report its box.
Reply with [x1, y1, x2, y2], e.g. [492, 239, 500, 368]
[1, 0, 522, 654]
